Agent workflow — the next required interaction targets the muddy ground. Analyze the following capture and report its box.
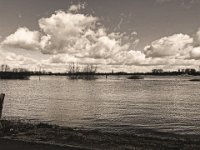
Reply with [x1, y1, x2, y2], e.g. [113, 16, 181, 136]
[0, 120, 200, 150]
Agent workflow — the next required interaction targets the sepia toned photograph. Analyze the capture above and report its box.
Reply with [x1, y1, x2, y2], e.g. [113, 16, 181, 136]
[1, 0, 200, 149]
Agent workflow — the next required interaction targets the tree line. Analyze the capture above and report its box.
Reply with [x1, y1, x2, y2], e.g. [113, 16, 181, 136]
[0, 64, 28, 72]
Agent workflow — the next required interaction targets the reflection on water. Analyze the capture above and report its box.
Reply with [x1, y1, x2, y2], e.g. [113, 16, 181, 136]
[1, 76, 200, 135]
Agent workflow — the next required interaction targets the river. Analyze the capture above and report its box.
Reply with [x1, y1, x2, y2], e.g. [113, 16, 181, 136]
[1, 75, 200, 135]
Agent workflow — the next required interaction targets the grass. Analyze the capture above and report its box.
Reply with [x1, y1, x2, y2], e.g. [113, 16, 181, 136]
[1, 119, 200, 149]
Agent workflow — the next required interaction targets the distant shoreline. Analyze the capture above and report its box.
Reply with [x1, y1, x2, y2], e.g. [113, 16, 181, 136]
[1, 119, 200, 149]
[1, 70, 200, 77]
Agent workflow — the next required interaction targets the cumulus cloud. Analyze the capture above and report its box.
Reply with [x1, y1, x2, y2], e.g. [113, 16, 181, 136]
[144, 34, 193, 58]
[143, 30, 200, 69]
[48, 54, 77, 64]
[2, 27, 40, 51]
[37, 9, 138, 64]
[109, 50, 145, 66]
[0, 4, 144, 72]
[0, 47, 38, 70]
[190, 47, 200, 59]
[1, 3, 200, 72]
[5, 53, 37, 66]
[38, 10, 98, 54]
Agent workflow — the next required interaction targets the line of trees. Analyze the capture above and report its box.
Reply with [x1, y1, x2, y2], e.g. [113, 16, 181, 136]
[68, 63, 98, 80]
[0, 64, 28, 72]
[0, 64, 10, 72]
[2, 63, 200, 77]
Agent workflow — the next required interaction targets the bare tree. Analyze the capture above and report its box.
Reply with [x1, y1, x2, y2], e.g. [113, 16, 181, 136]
[83, 64, 97, 74]
[1, 64, 10, 72]
[68, 63, 80, 74]
[68, 63, 98, 80]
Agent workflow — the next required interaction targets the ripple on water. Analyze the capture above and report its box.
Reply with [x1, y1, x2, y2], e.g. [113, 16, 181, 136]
[1, 75, 200, 135]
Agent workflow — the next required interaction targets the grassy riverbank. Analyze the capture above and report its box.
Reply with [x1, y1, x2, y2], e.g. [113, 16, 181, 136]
[0, 120, 200, 150]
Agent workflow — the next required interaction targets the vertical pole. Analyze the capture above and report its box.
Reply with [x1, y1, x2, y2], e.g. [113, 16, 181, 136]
[0, 93, 5, 119]
[39, 66, 41, 81]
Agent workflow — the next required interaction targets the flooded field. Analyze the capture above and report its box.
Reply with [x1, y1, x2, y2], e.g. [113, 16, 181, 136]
[1, 76, 200, 135]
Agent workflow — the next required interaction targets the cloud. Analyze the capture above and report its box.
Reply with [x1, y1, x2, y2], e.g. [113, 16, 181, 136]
[143, 30, 200, 68]
[2, 27, 40, 51]
[1, 4, 200, 72]
[0, 48, 38, 70]
[68, 3, 85, 13]
[5, 53, 37, 66]
[143, 28, 200, 64]
[144, 34, 193, 58]
[109, 50, 145, 66]
[38, 9, 138, 63]
[48, 54, 77, 64]
[190, 47, 200, 59]
[0, 4, 143, 72]
[36, 7, 140, 66]
[39, 10, 98, 54]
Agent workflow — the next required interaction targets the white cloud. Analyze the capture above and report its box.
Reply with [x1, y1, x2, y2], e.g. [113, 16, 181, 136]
[2, 27, 40, 51]
[1, 4, 200, 72]
[38, 10, 98, 54]
[190, 47, 200, 59]
[109, 50, 145, 66]
[142, 31, 200, 69]
[5, 53, 37, 66]
[0, 47, 38, 70]
[37, 8, 140, 66]
[1, 5, 141, 71]
[48, 54, 77, 64]
[144, 34, 193, 58]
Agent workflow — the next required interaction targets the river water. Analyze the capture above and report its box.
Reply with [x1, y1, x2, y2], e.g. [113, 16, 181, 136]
[1, 76, 200, 135]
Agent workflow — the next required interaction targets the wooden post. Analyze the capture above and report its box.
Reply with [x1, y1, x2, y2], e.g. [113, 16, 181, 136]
[0, 93, 5, 119]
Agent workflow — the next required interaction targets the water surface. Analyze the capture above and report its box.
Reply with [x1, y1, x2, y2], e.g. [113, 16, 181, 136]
[1, 75, 200, 135]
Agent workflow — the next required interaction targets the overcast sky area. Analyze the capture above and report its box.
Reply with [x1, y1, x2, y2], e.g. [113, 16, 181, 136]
[1, 0, 200, 72]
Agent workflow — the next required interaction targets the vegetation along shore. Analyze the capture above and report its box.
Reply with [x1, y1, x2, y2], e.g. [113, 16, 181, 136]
[0, 120, 200, 150]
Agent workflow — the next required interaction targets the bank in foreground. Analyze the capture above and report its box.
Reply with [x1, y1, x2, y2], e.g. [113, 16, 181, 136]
[1, 120, 200, 150]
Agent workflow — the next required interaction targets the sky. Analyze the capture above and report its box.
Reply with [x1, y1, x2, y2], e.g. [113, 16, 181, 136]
[1, 0, 200, 72]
